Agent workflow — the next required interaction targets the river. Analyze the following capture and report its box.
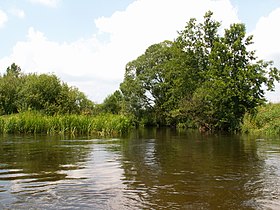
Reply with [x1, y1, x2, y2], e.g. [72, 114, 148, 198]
[0, 128, 279, 209]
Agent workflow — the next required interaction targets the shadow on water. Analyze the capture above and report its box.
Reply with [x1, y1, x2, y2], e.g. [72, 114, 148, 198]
[118, 128, 280, 209]
[0, 129, 279, 209]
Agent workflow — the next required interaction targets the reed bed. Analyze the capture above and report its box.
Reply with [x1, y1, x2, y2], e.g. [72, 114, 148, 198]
[0, 112, 133, 136]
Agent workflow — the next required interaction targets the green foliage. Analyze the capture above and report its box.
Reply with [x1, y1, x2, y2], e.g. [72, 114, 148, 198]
[5, 63, 22, 77]
[102, 90, 123, 114]
[175, 12, 279, 131]
[242, 103, 280, 135]
[56, 84, 95, 115]
[18, 73, 62, 112]
[0, 111, 133, 136]
[0, 63, 23, 114]
[120, 40, 183, 126]
[120, 11, 280, 132]
[0, 63, 95, 115]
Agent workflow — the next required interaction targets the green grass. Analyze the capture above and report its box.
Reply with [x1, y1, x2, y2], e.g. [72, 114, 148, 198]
[242, 103, 280, 135]
[0, 111, 133, 136]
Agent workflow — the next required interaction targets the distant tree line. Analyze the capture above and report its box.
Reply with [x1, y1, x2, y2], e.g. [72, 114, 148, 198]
[0, 63, 95, 115]
[103, 11, 280, 132]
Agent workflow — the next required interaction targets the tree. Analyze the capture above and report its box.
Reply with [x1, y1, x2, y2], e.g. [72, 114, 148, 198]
[120, 11, 280, 131]
[176, 11, 280, 131]
[0, 63, 95, 115]
[18, 73, 62, 113]
[5, 63, 22, 77]
[102, 90, 123, 114]
[0, 63, 23, 114]
[57, 84, 95, 115]
[120, 40, 183, 125]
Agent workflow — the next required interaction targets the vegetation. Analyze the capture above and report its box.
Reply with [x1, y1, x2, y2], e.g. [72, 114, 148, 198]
[0, 111, 132, 136]
[100, 90, 124, 114]
[242, 103, 280, 135]
[0, 63, 94, 115]
[119, 11, 280, 132]
[1, 11, 279, 135]
[0, 64, 132, 136]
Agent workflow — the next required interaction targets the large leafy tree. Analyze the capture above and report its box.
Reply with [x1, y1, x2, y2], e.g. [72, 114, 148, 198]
[178, 12, 280, 131]
[120, 40, 183, 125]
[120, 11, 280, 131]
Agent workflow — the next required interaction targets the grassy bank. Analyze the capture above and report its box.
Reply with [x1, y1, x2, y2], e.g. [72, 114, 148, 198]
[242, 103, 280, 135]
[0, 112, 133, 136]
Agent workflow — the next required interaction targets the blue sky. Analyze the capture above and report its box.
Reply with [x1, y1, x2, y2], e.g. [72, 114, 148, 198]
[0, 0, 280, 103]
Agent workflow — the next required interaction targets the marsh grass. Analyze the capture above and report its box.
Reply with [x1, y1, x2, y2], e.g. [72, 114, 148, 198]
[0, 111, 133, 136]
[242, 103, 280, 135]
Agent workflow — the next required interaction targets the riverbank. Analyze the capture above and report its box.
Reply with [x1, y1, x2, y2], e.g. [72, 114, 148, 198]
[242, 103, 280, 135]
[0, 112, 133, 136]
[1, 103, 279, 136]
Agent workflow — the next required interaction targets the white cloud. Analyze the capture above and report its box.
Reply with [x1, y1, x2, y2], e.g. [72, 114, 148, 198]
[253, 8, 280, 59]
[9, 8, 25, 19]
[95, 0, 239, 62]
[0, 0, 239, 103]
[253, 8, 280, 102]
[28, 0, 60, 8]
[0, 27, 111, 102]
[0, 10, 8, 28]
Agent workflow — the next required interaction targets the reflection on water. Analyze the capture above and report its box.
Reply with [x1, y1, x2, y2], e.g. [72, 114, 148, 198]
[0, 130, 279, 209]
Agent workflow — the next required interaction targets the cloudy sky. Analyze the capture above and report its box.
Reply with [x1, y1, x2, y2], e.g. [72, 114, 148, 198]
[0, 0, 280, 103]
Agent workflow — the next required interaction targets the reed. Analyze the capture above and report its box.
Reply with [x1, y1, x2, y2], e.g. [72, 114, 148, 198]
[242, 103, 280, 135]
[0, 111, 133, 136]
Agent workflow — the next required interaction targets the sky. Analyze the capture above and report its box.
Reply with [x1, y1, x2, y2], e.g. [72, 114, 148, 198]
[0, 0, 280, 103]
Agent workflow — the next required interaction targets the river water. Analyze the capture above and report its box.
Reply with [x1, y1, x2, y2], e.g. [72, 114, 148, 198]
[0, 128, 280, 209]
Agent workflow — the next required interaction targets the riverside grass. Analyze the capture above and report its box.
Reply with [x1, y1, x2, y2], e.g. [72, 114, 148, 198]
[242, 103, 280, 135]
[0, 112, 133, 136]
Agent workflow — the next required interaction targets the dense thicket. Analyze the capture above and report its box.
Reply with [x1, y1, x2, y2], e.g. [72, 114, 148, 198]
[119, 11, 280, 131]
[0, 63, 94, 115]
[242, 103, 280, 135]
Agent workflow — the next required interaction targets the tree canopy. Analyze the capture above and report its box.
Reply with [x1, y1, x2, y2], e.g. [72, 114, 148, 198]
[119, 11, 280, 131]
[0, 63, 94, 115]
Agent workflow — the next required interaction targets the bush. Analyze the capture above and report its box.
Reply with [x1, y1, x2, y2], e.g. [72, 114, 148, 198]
[242, 103, 280, 135]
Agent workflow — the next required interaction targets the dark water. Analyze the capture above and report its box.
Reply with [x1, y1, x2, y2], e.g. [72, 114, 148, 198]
[0, 129, 280, 209]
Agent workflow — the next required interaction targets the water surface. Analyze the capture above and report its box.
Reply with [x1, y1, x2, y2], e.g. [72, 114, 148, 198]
[0, 129, 280, 209]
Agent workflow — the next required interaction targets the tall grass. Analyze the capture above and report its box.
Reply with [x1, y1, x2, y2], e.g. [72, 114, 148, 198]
[0, 111, 133, 136]
[242, 103, 280, 135]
